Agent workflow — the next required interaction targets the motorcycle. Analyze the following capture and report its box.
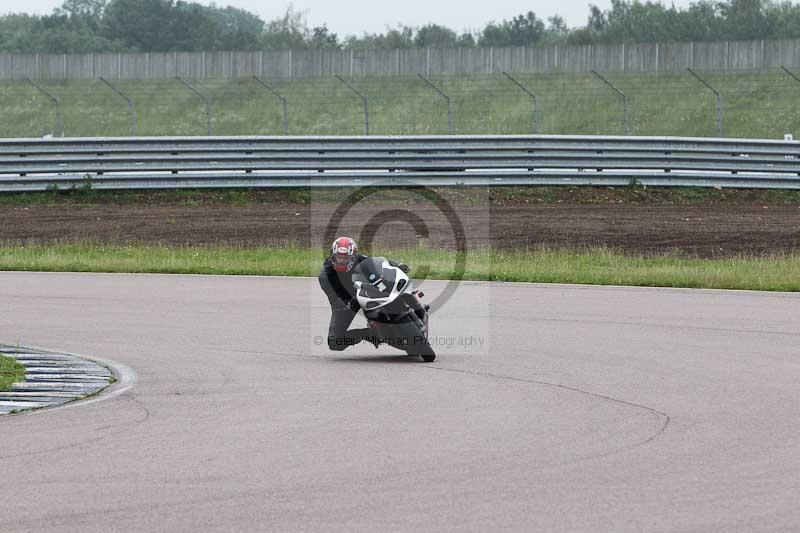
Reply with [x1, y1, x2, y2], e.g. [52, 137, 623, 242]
[351, 257, 436, 362]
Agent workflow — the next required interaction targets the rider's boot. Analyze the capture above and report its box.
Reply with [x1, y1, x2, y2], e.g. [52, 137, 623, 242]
[346, 328, 381, 348]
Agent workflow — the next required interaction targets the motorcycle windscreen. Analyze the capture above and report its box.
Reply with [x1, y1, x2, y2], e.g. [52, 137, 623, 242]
[351, 257, 396, 296]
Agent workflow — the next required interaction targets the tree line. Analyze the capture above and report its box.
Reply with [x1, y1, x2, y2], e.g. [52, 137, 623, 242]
[2, 0, 800, 54]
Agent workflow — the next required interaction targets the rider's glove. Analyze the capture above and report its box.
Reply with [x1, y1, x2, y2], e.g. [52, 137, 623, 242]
[397, 263, 410, 274]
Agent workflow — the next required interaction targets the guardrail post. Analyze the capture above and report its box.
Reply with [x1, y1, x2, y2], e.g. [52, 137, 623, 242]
[335, 74, 369, 135]
[176, 76, 212, 135]
[99, 76, 136, 136]
[252, 75, 289, 135]
[25, 77, 63, 137]
[687, 68, 723, 137]
[590, 70, 629, 135]
[418, 73, 454, 134]
[502, 71, 540, 133]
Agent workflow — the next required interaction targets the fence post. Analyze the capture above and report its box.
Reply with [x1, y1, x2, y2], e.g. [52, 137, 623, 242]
[396, 49, 401, 75]
[502, 72, 540, 133]
[349, 49, 354, 77]
[655, 42, 660, 72]
[335, 74, 369, 135]
[418, 73, 453, 134]
[99, 77, 136, 136]
[590, 70, 629, 135]
[426, 48, 431, 77]
[687, 68, 723, 137]
[25, 77, 63, 137]
[176, 76, 212, 135]
[253, 75, 289, 135]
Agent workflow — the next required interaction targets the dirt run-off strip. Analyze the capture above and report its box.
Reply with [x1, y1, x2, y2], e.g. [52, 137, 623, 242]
[0, 346, 114, 415]
[2, 201, 800, 258]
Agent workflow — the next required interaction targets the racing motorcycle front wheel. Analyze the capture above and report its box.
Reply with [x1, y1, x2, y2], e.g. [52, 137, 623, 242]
[413, 342, 436, 363]
[400, 315, 435, 362]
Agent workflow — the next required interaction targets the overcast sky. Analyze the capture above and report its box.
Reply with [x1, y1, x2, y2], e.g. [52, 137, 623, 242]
[2, 0, 697, 35]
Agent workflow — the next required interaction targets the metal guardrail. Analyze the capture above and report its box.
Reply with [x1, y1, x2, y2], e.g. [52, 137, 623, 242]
[0, 135, 799, 192]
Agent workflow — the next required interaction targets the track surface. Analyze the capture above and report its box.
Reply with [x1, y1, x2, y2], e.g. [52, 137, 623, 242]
[1, 272, 799, 531]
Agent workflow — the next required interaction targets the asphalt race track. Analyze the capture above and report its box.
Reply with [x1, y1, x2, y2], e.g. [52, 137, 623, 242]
[2, 272, 800, 531]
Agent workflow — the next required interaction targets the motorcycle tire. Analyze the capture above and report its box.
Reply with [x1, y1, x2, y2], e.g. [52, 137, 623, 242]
[400, 316, 435, 362]
[416, 343, 436, 363]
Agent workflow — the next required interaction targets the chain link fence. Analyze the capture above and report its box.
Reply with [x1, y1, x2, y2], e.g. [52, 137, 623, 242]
[1, 70, 799, 139]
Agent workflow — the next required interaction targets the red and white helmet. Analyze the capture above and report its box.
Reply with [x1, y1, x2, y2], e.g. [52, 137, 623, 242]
[331, 236, 358, 272]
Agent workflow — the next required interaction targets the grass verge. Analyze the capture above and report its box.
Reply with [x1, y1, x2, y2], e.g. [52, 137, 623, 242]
[2, 243, 800, 292]
[1, 186, 800, 208]
[0, 354, 25, 391]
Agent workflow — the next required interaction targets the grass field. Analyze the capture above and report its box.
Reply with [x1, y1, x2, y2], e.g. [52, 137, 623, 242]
[3, 243, 800, 292]
[2, 69, 800, 139]
[0, 354, 25, 392]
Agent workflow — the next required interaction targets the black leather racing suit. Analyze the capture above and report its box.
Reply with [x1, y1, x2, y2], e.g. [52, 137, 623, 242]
[318, 255, 403, 351]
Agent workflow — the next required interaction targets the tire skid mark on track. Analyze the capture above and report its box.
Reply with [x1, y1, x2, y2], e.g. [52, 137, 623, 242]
[0, 434, 108, 462]
[0, 394, 150, 462]
[422, 364, 671, 455]
[227, 347, 670, 462]
[0, 394, 149, 461]
[126, 393, 152, 424]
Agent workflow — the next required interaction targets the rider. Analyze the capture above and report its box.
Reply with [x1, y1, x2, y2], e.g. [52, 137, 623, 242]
[319, 236, 408, 351]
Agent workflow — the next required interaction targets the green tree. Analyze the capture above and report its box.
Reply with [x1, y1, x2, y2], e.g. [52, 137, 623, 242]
[508, 12, 545, 45]
[456, 32, 476, 47]
[260, 5, 309, 49]
[100, 0, 260, 51]
[101, 0, 178, 51]
[310, 25, 340, 48]
[588, 4, 608, 33]
[0, 15, 39, 52]
[770, 1, 800, 39]
[344, 26, 415, 49]
[414, 24, 459, 47]
[719, 0, 773, 40]
[201, 4, 263, 35]
[199, 4, 263, 49]
[56, 0, 107, 18]
[478, 22, 510, 46]
[478, 11, 545, 46]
